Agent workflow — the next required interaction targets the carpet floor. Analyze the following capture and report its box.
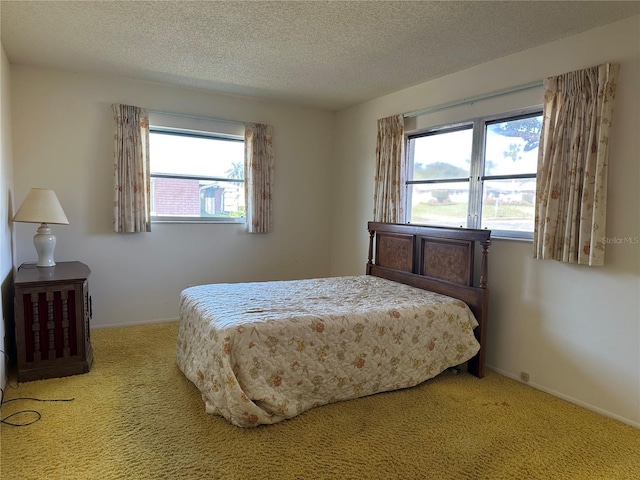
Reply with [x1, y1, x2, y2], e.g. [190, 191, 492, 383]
[1, 321, 639, 480]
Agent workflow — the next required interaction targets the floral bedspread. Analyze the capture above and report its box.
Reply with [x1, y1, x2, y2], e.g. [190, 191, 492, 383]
[176, 275, 480, 427]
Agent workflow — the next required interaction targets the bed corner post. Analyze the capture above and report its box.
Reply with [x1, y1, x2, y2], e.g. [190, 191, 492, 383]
[469, 236, 491, 379]
[480, 238, 491, 289]
[366, 228, 375, 274]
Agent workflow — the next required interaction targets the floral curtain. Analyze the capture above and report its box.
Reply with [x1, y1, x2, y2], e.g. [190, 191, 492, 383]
[373, 114, 405, 223]
[112, 104, 151, 233]
[245, 123, 274, 233]
[534, 63, 619, 266]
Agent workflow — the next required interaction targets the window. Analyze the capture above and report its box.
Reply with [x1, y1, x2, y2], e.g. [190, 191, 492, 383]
[148, 113, 245, 223]
[406, 109, 542, 239]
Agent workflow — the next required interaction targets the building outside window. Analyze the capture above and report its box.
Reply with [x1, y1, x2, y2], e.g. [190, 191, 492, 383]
[406, 109, 542, 239]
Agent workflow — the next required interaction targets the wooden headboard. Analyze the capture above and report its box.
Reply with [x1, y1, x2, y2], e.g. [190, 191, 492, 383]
[366, 222, 491, 378]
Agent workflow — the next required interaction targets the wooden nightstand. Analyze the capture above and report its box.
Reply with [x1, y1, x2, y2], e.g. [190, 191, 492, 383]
[14, 261, 93, 382]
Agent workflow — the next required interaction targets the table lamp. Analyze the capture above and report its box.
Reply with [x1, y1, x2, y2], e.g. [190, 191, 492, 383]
[13, 188, 69, 267]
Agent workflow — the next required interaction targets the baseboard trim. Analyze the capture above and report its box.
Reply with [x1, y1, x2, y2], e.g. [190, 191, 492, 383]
[486, 364, 639, 429]
[91, 317, 179, 329]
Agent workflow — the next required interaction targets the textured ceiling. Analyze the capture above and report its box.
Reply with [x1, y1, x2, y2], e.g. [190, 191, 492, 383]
[2, 1, 639, 111]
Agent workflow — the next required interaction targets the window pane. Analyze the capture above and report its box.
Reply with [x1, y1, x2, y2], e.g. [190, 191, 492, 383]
[151, 178, 245, 218]
[149, 129, 245, 222]
[484, 115, 542, 177]
[481, 179, 536, 232]
[411, 128, 472, 181]
[409, 181, 469, 228]
[150, 132, 244, 179]
[405, 111, 540, 237]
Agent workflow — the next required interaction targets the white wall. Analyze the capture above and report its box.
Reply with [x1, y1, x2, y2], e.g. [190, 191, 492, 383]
[1, 44, 13, 393]
[11, 67, 335, 327]
[332, 16, 640, 427]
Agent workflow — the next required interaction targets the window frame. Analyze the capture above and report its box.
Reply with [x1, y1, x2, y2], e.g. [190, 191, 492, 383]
[405, 107, 542, 240]
[149, 126, 246, 225]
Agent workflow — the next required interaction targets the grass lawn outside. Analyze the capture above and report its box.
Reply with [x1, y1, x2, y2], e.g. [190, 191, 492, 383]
[411, 202, 535, 232]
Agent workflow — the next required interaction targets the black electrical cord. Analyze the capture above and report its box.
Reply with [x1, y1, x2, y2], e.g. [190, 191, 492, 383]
[1, 397, 75, 427]
[0, 350, 75, 427]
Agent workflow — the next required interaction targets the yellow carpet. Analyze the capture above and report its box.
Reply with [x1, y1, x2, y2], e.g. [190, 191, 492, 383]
[1, 321, 639, 480]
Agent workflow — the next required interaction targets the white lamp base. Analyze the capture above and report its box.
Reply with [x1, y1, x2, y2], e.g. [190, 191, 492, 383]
[34, 223, 57, 267]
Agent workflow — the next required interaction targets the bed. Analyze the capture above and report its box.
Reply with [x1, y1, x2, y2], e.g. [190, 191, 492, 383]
[176, 222, 491, 427]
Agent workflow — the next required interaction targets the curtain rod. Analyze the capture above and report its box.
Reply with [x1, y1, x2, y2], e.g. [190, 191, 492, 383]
[403, 80, 543, 119]
[148, 109, 245, 126]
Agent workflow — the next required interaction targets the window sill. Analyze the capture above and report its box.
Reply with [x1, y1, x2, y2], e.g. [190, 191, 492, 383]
[490, 234, 533, 243]
[151, 217, 245, 225]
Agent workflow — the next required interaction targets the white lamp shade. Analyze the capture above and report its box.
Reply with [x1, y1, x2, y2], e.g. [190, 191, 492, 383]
[13, 188, 69, 225]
